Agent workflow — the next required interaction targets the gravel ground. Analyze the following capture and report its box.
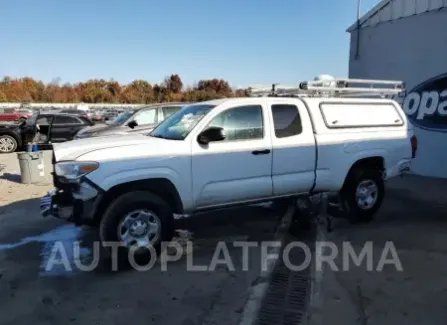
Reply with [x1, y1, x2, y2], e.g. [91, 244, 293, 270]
[0, 151, 282, 325]
[309, 175, 447, 325]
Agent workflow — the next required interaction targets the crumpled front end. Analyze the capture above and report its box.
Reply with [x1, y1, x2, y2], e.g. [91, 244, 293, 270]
[40, 151, 103, 225]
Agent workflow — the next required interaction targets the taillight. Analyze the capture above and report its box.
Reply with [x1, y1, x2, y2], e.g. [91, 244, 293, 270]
[410, 135, 417, 158]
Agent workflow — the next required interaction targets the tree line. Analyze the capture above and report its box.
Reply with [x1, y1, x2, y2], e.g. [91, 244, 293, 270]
[0, 74, 249, 104]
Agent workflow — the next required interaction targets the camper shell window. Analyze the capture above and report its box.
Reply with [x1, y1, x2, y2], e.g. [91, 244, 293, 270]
[319, 102, 405, 129]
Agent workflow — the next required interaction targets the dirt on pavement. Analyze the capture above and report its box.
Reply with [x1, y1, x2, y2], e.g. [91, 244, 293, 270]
[0, 151, 281, 325]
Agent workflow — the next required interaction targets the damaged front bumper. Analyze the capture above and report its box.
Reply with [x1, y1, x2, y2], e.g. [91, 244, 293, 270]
[40, 179, 103, 225]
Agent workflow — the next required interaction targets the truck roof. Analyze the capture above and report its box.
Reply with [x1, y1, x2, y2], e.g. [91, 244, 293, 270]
[198, 96, 401, 108]
[196, 77, 405, 108]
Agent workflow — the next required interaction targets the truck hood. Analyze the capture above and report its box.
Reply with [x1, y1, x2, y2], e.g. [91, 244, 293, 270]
[53, 134, 152, 161]
[76, 124, 125, 137]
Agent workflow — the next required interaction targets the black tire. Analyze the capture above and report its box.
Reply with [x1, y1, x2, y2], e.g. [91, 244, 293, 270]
[340, 167, 384, 223]
[99, 191, 174, 267]
[0, 135, 18, 153]
[271, 198, 293, 216]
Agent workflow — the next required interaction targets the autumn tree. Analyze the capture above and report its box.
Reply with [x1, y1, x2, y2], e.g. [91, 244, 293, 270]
[120, 80, 154, 103]
[195, 79, 233, 98]
[0, 75, 248, 104]
[0, 90, 6, 102]
[164, 74, 183, 94]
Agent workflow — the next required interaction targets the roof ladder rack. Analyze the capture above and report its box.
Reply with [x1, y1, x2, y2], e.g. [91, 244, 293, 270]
[248, 76, 405, 99]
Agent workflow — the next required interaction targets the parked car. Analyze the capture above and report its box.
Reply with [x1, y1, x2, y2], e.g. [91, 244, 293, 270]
[0, 112, 94, 153]
[74, 102, 186, 139]
[0, 108, 33, 123]
[39, 77, 415, 262]
[59, 109, 92, 121]
[91, 110, 104, 121]
[102, 109, 120, 122]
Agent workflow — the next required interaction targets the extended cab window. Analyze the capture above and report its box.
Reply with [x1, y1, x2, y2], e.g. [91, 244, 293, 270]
[209, 105, 263, 141]
[134, 109, 157, 125]
[54, 116, 82, 125]
[271, 104, 302, 138]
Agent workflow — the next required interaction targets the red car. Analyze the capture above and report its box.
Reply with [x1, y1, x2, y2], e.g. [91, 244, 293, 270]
[0, 108, 33, 123]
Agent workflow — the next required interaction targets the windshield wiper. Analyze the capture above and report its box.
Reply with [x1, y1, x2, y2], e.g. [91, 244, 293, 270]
[150, 134, 183, 140]
[150, 134, 167, 139]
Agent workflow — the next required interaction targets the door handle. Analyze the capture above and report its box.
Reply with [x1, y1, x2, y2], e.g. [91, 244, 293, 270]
[252, 149, 271, 155]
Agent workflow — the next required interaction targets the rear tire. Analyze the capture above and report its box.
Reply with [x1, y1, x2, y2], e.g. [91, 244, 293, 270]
[0, 135, 18, 153]
[340, 167, 384, 223]
[99, 191, 174, 268]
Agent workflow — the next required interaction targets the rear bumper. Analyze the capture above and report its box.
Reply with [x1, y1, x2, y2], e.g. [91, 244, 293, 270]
[384, 159, 412, 180]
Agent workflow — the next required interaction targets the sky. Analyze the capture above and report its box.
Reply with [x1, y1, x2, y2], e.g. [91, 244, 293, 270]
[0, 0, 379, 88]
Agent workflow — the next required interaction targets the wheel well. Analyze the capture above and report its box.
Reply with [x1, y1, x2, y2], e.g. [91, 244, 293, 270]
[93, 178, 183, 223]
[343, 156, 385, 187]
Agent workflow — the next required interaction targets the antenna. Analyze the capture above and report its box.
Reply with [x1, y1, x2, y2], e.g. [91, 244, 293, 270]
[248, 75, 405, 99]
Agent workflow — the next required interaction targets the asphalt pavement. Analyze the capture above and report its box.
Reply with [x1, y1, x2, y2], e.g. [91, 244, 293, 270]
[0, 151, 283, 325]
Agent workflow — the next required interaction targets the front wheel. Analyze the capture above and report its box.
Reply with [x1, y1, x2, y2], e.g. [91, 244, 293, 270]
[0, 135, 18, 153]
[340, 168, 384, 223]
[99, 191, 174, 267]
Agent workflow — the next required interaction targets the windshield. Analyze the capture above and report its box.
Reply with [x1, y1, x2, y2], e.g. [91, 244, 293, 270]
[150, 104, 216, 140]
[111, 110, 135, 125]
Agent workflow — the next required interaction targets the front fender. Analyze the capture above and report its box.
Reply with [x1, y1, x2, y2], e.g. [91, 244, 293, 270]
[86, 165, 194, 212]
[94, 167, 179, 191]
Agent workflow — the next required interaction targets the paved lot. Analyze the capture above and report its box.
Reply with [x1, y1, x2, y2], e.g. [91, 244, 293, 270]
[0, 151, 281, 325]
[3, 149, 447, 325]
[309, 175, 447, 325]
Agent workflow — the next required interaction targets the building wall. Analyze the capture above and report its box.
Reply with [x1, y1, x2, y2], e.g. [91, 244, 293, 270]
[349, 8, 447, 178]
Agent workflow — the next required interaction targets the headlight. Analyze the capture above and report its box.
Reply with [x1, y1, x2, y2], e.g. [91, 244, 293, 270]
[55, 161, 99, 181]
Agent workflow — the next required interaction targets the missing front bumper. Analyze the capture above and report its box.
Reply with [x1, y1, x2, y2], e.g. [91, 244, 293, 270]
[40, 181, 101, 225]
[40, 190, 74, 220]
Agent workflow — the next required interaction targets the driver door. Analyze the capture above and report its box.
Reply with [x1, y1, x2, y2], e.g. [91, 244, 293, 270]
[191, 104, 273, 209]
[35, 115, 53, 143]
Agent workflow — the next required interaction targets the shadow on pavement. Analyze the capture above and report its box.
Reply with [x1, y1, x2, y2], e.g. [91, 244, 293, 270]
[0, 173, 21, 183]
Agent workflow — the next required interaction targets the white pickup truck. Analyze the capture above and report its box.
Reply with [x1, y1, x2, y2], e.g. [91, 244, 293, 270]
[40, 77, 416, 257]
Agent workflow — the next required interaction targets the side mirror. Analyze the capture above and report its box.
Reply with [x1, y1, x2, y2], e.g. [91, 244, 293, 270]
[127, 120, 138, 129]
[197, 126, 226, 145]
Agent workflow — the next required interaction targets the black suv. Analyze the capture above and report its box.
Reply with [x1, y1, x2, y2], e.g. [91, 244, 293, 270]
[74, 102, 187, 139]
[0, 112, 94, 153]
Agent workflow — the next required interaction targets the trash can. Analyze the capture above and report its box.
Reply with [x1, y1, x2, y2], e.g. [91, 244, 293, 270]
[17, 151, 46, 184]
